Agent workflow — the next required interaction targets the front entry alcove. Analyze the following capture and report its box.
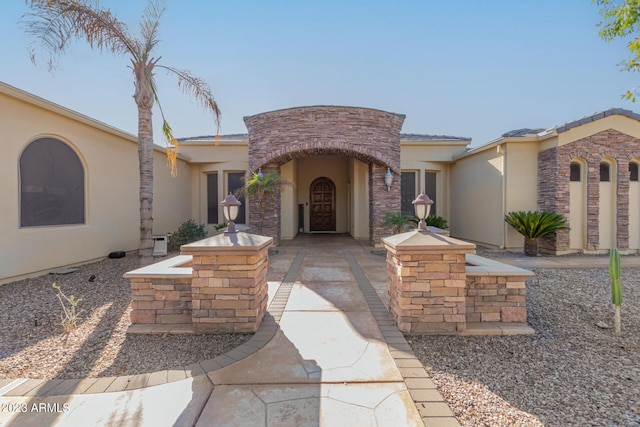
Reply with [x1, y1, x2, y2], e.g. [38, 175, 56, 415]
[279, 155, 370, 240]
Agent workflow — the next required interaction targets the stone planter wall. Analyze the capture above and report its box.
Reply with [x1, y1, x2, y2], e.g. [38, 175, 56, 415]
[125, 233, 272, 334]
[465, 274, 528, 323]
[383, 232, 534, 335]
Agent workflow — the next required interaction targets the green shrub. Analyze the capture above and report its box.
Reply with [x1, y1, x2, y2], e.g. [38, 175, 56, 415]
[504, 210, 569, 256]
[407, 214, 449, 229]
[426, 215, 448, 229]
[504, 210, 568, 239]
[384, 211, 410, 234]
[168, 220, 207, 251]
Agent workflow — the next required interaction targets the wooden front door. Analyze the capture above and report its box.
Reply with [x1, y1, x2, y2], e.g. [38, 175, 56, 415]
[310, 177, 336, 232]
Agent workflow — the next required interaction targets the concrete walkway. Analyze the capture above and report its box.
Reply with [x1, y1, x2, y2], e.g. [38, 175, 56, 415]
[0, 235, 458, 427]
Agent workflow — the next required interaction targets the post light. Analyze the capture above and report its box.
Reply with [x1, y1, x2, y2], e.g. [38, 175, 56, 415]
[384, 168, 393, 191]
[412, 192, 433, 232]
[221, 193, 242, 233]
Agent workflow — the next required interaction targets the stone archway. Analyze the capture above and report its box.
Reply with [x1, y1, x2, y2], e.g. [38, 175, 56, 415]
[244, 106, 405, 244]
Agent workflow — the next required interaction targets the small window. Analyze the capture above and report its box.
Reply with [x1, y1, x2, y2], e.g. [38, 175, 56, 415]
[600, 162, 610, 182]
[425, 172, 437, 215]
[400, 171, 416, 216]
[207, 173, 218, 224]
[630, 162, 639, 182]
[570, 162, 581, 182]
[227, 172, 246, 224]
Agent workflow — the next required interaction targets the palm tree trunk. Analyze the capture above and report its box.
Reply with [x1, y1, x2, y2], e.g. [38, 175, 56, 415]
[134, 61, 155, 266]
[524, 237, 538, 257]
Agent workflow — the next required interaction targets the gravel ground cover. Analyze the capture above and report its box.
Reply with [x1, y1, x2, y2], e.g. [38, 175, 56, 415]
[0, 255, 250, 379]
[408, 266, 640, 427]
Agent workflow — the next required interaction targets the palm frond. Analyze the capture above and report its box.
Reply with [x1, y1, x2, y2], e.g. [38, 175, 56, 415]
[138, 0, 165, 60]
[22, 0, 138, 69]
[156, 64, 221, 134]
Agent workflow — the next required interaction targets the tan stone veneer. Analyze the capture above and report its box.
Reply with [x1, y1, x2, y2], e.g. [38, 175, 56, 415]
[383, 231, 476, 334]
[383, 231, 533, 334]
[181, 233, 273, 333]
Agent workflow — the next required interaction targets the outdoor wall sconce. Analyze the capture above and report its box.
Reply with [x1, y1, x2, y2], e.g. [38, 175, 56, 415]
[257, 168, 264, 178]
[385, 168, 393, 191]
[221, 193, 242, 233]
[412, 192, 433, 232]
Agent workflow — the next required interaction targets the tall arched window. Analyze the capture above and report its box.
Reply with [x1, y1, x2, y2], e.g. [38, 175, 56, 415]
[20, 137, 85, 227]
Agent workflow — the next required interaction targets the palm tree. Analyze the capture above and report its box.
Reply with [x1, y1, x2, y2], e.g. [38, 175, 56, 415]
[236, 171, 289, 234]
[504, 210, 569, 256]
[22, 0, 220, 265]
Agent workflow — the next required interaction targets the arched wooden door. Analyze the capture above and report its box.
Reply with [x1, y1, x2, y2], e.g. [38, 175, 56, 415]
[310, 177, 336, 231]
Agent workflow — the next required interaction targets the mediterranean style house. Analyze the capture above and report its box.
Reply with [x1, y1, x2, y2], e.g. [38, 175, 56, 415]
[2, 80, 640, 284]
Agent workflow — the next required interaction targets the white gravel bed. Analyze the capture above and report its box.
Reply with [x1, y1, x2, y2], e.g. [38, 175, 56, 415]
[0, 255, 250, 379]
[407, 267, 640, 427]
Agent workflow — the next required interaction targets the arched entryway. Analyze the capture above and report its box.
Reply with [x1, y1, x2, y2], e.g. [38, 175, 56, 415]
[309, 177, 336, 232]
[244, 106, 405, 244]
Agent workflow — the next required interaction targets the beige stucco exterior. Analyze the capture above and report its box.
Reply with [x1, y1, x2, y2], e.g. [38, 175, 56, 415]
[1, 83, 191, 284]
[4, 80, 640, 284]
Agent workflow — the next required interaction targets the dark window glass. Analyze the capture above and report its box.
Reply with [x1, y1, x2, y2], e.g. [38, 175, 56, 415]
[20, 138, 85, 227]
[400, 172, 416, 216]
[228, 172, 246, 224]
[630, 162, 639, 182]
[207, 173, 218, 224]
[600, 163, 610, 182]
[425, 172, 437, 216]
[570, 162, 581, 182]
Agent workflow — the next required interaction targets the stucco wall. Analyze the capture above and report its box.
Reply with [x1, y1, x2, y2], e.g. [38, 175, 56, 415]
[450, 148, 504, 247]
[1, 87, 191, 284]
[504, 142, 539, 248]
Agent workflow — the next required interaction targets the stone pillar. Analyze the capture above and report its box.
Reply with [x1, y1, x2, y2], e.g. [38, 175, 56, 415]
[181, 233, 273, 333]
[370, 163, 401, 246]
[383, 231, 476, 334]
[248, 163, 281, 245]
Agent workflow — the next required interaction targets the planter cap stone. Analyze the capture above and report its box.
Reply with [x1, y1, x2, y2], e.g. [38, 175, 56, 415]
[180, 232, 273, 254]
[383, 230, 476, 252]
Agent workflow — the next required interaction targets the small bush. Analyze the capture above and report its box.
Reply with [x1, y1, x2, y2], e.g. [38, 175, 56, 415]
[168, 220, 207, 251]
[426, 214, 448, 229]
[384, 211, 410, 234]
[407, 214, 449, 229]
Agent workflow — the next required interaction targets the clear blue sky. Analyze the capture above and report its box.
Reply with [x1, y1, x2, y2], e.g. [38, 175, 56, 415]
[1, 0, 638, 146]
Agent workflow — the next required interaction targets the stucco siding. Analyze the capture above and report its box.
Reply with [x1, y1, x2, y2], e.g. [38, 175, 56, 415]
[450, 149, 504, 247]
[504, 142, 539, 248]
[1, 88, 190, 284]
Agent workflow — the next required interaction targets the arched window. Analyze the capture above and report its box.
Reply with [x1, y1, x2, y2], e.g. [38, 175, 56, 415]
[570, 162, 582, 182]
[630, 162, 639, 182]
[600, 162, 610, 182]
[20, 138, 85, 227]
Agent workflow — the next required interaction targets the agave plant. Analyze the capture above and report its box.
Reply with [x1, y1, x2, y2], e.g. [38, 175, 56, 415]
[504, 210, 569, 256]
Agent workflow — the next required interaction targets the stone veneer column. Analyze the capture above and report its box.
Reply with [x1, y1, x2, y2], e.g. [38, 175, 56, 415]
[180, 233, 273, 333]
[248, 164, 281, 244]
[370, 163, 401, 245]
[383, 231, 476, 334]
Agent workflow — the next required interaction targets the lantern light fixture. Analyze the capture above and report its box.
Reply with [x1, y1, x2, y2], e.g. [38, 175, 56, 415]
[384, 168, 393, 191]
[220, 193, 242, 233]
[412, 192, 434, 232]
